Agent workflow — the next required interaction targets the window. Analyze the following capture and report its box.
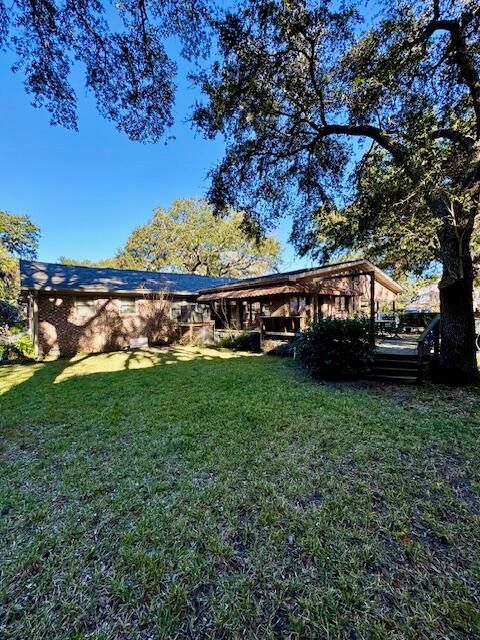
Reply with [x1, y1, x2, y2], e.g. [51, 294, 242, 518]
[289, 296, 306, 315]
[335, 296, 348, 312]
[74, 298, 98, 318]
[171, 301, 210, 323]
[118, 298, 137, 315]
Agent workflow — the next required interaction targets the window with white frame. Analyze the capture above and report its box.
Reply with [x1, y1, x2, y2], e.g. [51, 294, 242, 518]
[118, 297, 137, 315]
[74, 298, 98, 318]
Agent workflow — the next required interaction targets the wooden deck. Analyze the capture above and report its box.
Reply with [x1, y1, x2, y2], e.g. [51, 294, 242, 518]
[375, 336, 420, 356]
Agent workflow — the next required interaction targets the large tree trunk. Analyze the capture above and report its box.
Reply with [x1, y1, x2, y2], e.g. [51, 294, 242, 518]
[437, 220, 478, 385]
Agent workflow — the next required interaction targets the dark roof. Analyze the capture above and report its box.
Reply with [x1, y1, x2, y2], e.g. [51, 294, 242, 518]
[20, 260, 238, 295]
[199, 258, 404, 294]
[227, 259, 364, 285]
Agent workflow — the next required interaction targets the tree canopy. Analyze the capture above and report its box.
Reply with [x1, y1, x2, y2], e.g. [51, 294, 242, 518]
[0, 0, 210, 140]
[0, 210, 39, 300]
[58, 257, 119, 269]
[193, 0, 477, 262]
[117, 199, 281, 277]
[60, 199, 281, 278]
[192, 0, 480, 382]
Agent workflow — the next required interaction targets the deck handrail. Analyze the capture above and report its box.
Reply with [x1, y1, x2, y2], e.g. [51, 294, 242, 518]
[417, 313, 441, 382]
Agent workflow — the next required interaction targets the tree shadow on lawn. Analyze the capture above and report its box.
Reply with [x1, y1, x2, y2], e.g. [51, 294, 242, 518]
[0, 345, 264, 439]
[327, 376, 480, 421]
[1, 347, 480, 639]
[0, 344, 250, 395]
[2, 346, 479, 476]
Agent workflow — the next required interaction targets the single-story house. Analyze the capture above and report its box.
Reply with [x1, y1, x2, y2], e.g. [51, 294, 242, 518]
[405, 282, 480, 314]
[20, 258, 403, 357]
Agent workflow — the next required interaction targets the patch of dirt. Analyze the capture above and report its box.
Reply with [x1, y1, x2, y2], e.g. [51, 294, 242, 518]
[187, 582, 215, 639]
[432, 455, 480, 515]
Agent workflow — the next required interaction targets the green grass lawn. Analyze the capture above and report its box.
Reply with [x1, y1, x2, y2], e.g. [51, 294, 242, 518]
[1, 346, 479, 639]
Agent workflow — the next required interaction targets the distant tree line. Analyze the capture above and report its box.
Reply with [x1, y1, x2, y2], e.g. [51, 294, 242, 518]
[59, 199, 281, 278]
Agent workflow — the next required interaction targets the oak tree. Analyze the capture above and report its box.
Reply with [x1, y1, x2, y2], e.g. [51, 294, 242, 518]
[194, 0, 480, 383]
[0, 210, 39, 300]
[116, 198, 281, 277]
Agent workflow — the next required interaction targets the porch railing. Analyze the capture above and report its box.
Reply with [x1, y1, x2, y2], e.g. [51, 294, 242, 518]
[260, 315, 307, 339]
[417, 314, 440, 382]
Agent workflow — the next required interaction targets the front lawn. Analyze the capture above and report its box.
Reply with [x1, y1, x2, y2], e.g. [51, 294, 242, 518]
[1, 346, 479, 639]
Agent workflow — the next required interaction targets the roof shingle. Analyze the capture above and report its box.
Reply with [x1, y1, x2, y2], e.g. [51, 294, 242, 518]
[20, 260, 238, 295]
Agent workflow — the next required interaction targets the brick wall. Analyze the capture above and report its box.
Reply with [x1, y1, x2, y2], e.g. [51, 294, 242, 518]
[38, 294, 176, 356]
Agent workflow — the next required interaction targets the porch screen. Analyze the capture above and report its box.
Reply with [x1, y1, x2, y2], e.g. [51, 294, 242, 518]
[289, 296, 306, 315]
[171, 301, 210, 323]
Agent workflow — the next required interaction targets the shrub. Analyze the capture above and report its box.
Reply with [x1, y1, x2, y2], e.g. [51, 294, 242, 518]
[219, 331, 261, 352]
[295, 318, 374, 380]
[398, 312, 437, 329]
[0, 335, 35, 363]
[262, 339, 294, 356]
[8, 324, 26, 335]
[0, 300, 21, 326]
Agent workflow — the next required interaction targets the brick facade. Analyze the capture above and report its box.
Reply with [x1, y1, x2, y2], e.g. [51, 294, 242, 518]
[23, 260, 402, 358]
[37, 294, 176, 356]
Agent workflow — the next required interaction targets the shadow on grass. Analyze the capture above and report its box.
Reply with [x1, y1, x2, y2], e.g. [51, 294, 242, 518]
[0, 346, 263, 434]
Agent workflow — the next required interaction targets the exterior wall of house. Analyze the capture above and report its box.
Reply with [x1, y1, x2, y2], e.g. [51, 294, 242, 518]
[30, 265, 400, 356]
[37, 293, 179, 356]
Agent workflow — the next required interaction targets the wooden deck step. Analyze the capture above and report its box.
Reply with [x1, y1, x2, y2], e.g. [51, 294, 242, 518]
[373, 350, 423, 384]
[374, 360, 425, 369]
[374, 373, 418, 384]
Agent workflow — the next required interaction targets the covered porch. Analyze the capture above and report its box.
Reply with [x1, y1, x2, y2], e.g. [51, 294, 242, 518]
[197, 260, 403, 344]
[198, 280, 375, 341]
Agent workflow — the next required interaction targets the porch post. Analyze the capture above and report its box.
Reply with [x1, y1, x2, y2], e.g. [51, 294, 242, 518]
[313, 292, 319, 321]
[369, 271, 376, 340]
[235, 300, 242, 329]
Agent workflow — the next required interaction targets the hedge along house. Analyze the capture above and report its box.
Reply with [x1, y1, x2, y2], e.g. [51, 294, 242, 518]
[20, 258, 403, 357]
[20, 260, 236, 357]
[197, 259, 404, 342]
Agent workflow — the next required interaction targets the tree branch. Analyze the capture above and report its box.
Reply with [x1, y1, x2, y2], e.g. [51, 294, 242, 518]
[431, 128, 475, 151]
[313, 124, 407, 164]
[424, 17, 480, 137]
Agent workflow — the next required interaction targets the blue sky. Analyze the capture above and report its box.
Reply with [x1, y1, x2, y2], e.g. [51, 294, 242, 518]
[0, 50, 314, 273]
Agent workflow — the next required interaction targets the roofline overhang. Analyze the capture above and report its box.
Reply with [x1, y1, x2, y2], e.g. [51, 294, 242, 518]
[20, 287, 200, 297]
[198, 259, 404, 295]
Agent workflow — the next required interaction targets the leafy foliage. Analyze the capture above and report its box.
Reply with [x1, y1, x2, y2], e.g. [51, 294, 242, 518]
[295, 318, 375, 380]
[0, 211, 39, 258]
[0, 334, 35, 362]
[218, 330, 261, 352]
[0, 300, 22, 325]
[0, 210, 39, 301]
[193, 0, 480, 382]
[116, 199, 281, 277]
[57, 257, 120, 268]
[0, 0, 211, 141]
[399, 311, 439, 329]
